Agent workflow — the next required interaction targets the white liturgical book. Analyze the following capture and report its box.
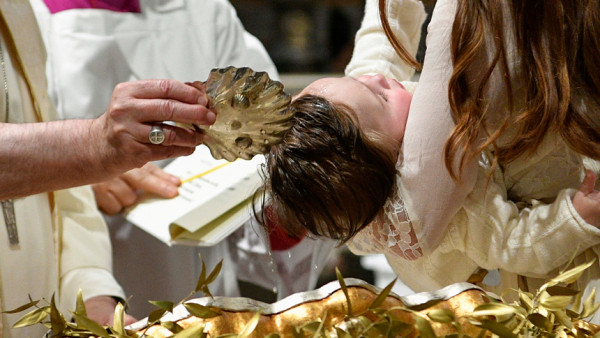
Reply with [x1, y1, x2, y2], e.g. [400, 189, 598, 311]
[125, 146, 264, 246]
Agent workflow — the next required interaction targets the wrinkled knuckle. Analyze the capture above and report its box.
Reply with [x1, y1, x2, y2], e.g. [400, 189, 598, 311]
[113, 82, 129, 94]
[158, 79, 173, 96]
[112, 123, 128, 137]
[159, 100, 175, 120]
[108, 102, 128, 119]
[164, 129, 179, 146]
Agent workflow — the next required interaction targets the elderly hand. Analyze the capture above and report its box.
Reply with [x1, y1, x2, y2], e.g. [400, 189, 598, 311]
[92, 163, 181, 215]
[573, 170, 600, 228]
[84, 295, 137, 327]
[91, 79, 213, 177]
[0, 79, 212, 200]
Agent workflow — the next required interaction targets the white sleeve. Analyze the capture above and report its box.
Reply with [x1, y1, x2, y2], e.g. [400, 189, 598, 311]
[455, 166, 600, 278]
[397, 0, 479, 254]
[56, 186, 125, 315]
[388, 164, 600, 292]
[345, 0, 426, 80]
[213, 0, 278, 80]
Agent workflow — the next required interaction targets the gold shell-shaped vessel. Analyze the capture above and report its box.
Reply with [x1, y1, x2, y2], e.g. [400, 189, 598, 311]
[124, 281, 491, 338]
[198, 66, 293, 161]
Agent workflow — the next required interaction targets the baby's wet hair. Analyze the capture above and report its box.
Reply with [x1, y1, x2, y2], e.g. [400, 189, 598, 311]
[255, 94, 397, 244]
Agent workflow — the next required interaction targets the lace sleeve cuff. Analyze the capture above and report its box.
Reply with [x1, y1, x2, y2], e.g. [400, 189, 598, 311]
[350, 170, 423, 260]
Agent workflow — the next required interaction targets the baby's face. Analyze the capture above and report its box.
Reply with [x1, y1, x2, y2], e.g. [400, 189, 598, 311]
[297, 74, 412, 144]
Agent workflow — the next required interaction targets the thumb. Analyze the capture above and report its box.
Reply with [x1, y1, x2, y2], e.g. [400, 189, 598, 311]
[124, 314, 138, 326]
[579, 170, 597, 196]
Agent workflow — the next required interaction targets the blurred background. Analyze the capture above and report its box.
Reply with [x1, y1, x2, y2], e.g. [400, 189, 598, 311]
[230, 0, 436, 75]
[226, 0, 436, 302]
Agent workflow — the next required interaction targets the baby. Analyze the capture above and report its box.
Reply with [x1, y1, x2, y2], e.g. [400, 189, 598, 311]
[255, 73, 600, 293]
[259, 74, 411, 242]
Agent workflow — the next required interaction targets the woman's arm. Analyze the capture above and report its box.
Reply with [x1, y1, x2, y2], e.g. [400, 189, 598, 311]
[345, 0, 426, 81]
[344, 0, 475, 256]
[398, 0, 479, 254]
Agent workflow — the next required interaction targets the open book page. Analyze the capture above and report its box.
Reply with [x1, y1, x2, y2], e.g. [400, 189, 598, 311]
[169, 197, 254, 246]
[125, 146, 264, 246]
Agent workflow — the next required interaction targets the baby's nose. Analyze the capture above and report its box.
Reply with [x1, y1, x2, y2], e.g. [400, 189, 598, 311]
[370, 74, 391, 89]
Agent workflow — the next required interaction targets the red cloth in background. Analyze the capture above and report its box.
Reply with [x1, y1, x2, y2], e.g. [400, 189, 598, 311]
[265, 206, 305, 251]
[42, 0, 140, 14]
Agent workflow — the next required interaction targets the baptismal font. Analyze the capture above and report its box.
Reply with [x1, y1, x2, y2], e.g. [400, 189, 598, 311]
[9, 259, 600, 338]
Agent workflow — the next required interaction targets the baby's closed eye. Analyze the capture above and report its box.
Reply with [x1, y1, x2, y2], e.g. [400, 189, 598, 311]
[377, 91, 389, 102]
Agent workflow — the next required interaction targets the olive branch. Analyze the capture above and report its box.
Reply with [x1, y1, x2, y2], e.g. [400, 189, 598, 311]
[5, 259, 600, 338]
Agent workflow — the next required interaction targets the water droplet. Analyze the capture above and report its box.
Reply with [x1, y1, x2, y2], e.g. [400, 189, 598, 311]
[230, 120, 242, 130]
[235, 136, 252, 149]
[272, 287, 278, 294]
[288, 252, 291, 259]
[314, 265, 318, 270]
[263, 139, 269, 144]
[260, 129, 266, 135]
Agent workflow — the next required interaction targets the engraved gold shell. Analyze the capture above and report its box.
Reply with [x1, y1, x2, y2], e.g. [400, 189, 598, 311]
[197, 66, 293, 161]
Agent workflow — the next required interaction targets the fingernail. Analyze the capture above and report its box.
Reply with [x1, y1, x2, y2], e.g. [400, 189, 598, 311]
[206, 111, 216, 124]
[170, 176, 181, 185]
[198, 94, 208, 106]
[165, 185, 178, 197]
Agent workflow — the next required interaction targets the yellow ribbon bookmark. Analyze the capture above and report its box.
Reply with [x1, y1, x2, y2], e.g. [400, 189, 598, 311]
[181, 161, 233, 184]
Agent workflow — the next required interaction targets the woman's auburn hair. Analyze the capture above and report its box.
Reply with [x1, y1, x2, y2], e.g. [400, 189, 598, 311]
[379, 0, 600, 179]
[254, 94, 397, 244]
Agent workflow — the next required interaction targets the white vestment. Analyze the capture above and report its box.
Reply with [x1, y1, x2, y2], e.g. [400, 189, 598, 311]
[0, 4, 124, 336]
